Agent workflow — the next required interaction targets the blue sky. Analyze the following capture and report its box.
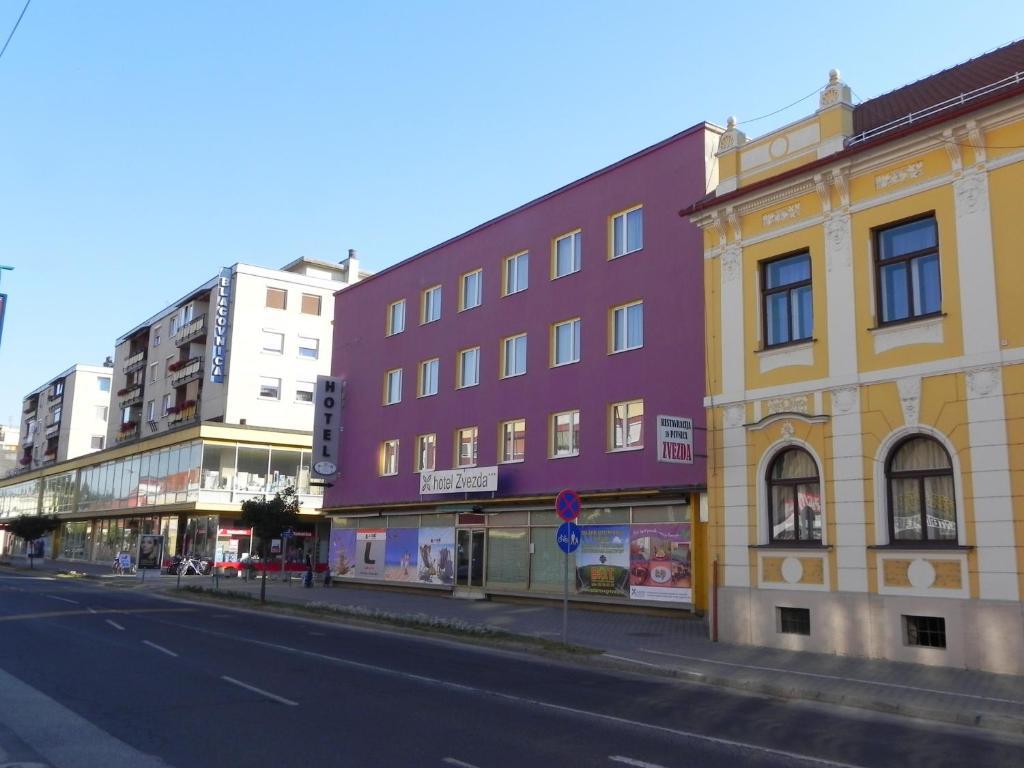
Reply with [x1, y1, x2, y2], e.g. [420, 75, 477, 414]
[1, 1, 1021, 423]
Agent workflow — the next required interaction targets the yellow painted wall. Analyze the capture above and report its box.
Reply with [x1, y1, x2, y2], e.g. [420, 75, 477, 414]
[1003, 362, 1024, 600]
[988, 160, 1024, 349]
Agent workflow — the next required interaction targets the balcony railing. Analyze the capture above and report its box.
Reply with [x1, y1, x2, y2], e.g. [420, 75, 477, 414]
[47, 390, 63, 402]
[118, 386, 144, 409]
[174, 314, 207, 347]
[22, 400, 37, 415]
[170, 358, 203, 388]
[123, 349, 147, 374]
[45, 421, 61, 438]
[167, 401, 200, 427]
[116, 423, 140, 443]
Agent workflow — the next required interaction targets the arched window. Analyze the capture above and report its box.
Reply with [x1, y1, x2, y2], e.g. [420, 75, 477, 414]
[887, 436, 956, 543]
[767, 448, 821, 543]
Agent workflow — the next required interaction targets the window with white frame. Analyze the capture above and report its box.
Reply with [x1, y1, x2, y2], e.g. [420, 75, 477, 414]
[91, 435, 105, 450]
[182, 304, 194, 323]
[297, 336, 319, 359]
[169, 316, 179, 336]
[611, 205, 643, 258]
[458, 347, 479, 388]
[295, 381, 315, 403]
[262, 330, 285, 354]
[503, 251, 529, 295]
[301, 293, 322, 316]
[415, 434, 436, 472]
[152, 325, 161, 347]
[767, 448, 822, 543]
[150, 362, 158, 383]
[875, 215, 941, 325]
[886, 436, 957, 543]
[95, 406, 108, 422]
[266, 287, 287, 310]
[146, 400, 156, 422]
[162, 393, 174, 415]
[552, 318, 581, 366]
[502, 334, 527, 378]
[259, 377, 281, 400]
[422, 285, 442, 324]
[419, 358, 439, 397]
[553, 230, 582, 278]
[500, 419, 526, 463]
[460, 269, 483, 311]
[384, 368, 403, 405]
[611, 301, 644, 352]
[551, 410, 580, 457]
[610, 399, 644, 450]
[387, 299, 406, 335]
[98, 377, 111, 393]
[380, 439, 399, 476]
[456, 426, 478, 467]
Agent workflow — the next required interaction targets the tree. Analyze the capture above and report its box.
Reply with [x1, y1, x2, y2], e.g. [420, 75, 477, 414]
[6, 515, 60, 569]
[239, 486, 301, 603]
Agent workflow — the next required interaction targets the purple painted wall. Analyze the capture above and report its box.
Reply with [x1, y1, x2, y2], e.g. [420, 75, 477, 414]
[327, 124, 714, 509]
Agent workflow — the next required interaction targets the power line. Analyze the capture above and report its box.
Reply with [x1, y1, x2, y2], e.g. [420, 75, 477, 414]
[737, 84, 826, 126]
[0, 0, 31, 64]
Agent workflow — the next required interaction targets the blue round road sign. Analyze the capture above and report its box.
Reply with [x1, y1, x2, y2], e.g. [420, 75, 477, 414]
[555, 489, 581, 522]
[556, 522, 582, 554]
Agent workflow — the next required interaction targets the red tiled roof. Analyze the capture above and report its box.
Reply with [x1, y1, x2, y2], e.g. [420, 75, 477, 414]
[852, 38, 1024, 136]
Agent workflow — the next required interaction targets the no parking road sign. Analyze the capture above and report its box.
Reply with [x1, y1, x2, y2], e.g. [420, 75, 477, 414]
[555, 489, 581, 522]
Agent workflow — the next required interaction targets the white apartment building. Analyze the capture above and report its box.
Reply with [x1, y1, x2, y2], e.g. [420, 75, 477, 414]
[108, 253, 365, 447]
[18, 364, 114, 469]
[0, 424, 19, 477]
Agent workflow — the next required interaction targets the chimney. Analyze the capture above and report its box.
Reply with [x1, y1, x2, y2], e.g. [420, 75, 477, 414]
[343, 248, 360, 285]
[103, 356, 114, 368]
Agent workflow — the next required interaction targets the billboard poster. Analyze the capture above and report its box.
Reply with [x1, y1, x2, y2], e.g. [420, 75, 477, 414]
[629, 524, 693, 603]
[575, 525, 630, 596]
[328, 528, 356, 578]
[385, 528, 419, 582]
[137, 534, 164, 570]
[355, 529, 386, 579]
[417, 527, 455, 585]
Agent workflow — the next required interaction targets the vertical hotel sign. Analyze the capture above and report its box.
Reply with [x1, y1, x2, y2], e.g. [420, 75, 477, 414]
[313, 375, 343, 476]
[210, 267, 232, 383]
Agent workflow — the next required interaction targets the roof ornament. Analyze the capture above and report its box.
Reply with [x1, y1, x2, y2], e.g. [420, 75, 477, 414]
[819, 68, 852, 109]
[718, 115, 747, 153]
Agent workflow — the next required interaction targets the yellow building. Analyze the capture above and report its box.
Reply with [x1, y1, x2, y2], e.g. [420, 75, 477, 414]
[687, 42, 1024, 674]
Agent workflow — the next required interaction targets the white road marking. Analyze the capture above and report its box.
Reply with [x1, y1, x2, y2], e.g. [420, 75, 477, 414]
[105, 619, 125, 631]
[221, 676, 298, 706]
[87, 607, 98, 614]
[443, 758, 481, 768]
[604, 653, 704, 679]
[639, 648, 1024, 706]
[142, 640, 178, 658]
[610, 757, 668, 768]
[45, 595, 79, 604]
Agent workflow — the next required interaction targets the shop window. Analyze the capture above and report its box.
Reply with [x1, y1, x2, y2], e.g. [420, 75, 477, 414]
[236, 445, 270, 492]
[875, 215, 941, 324]
[486, 528, 529, 590]
[530, 528, 575, 593]
[778, 607, 811, 636]
[886, 436, 956, 543]
[904, 615, 946, 648]
[762, 251, 812, 347]
[767, 448, 821, 543]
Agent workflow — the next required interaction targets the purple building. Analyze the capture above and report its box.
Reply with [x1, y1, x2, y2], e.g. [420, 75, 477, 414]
[323, 123, 718, 609]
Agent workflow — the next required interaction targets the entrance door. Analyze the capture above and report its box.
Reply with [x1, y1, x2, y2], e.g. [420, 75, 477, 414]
[455, 528, 485, 592]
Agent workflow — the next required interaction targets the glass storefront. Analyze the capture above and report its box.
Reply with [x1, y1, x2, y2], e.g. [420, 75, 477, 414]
[0, 478, 41, 518]
[79, 441, 201, 513]
[200, 443, 319, 499]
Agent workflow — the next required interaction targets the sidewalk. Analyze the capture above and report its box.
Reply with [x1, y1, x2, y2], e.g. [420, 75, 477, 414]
[8, 555, 1024, 735]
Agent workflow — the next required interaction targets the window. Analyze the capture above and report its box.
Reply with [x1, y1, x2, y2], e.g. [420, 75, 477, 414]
[422, 285, 442, 324]
[98, 377, 111, 393]
[266, 287, 287, 310]
[778, 607, 811, 636]
[182, 304, 194, 323]
[164, 356, 174, 377]
[295, 381, 315, 403]
[383, 369, 403, 405]
[500, 419, 526, 463]
[53, 379, 64, 397]
[52, 406, 62, 424]
[387, 300, 406, 335]
[551, 410, 580, 457]
[169, 316, 179, 336]
[152, 325, 161, 347]
[610, 399, 644, 450]
[121, 406, 132, 423]
[767, 448, 822, 543]
[460, 269, 483, 311]
[91, 435, 105, 451]
[162, 393, 174, 415]
[762, 252, 812, 347]
[415, 434, 436, 472]
[297, 336, 319, 359]
[259, 377, 281, 400]
[301, 293, 322, 316]
[149, 362, 158, 383]
[553, 230, 582, 278]
[886, 436, 956, 543]
[457, 347, 479, 388]
[875, 215, 941, 324]
[456, 427, 478, 467]
[95, 406, 108, 422]
[147, 400, 156, 422]
[611, 301, 643, 352]
[611, 205, 643, 258]
[501, 334, 527, 378]
[262, 330, 285, 354]
[503, 251, 529, 295]
[552, 318, 581, 366]
[904, 615, 946, 648]
[380, 439, 399, 476]
[418, 358, 439, 397]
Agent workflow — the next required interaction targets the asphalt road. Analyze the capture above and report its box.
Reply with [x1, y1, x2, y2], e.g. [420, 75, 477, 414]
[0, 572, 1021, 768]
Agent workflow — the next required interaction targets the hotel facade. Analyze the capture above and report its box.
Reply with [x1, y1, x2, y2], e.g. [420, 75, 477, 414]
[688, 42, 1024, 673]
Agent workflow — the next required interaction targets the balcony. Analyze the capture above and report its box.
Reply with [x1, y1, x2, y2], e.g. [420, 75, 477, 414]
[44, 420, 61, 438]
[41, 449, 57, 464]
[47, 389, 63, 403]
[117, 385, 144, 409]
[116, 422, 139, 443]
[174, 314, 207, 347]
[170, 358, 203, 388]
[167, 400, 200, 427]
[22, 399, 37, 416]
[123, 349, 147, 374]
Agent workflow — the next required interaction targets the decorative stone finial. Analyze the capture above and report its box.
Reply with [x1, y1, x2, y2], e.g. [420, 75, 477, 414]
[819, 69, 852, 110]
[726, 116, 737, 129]
[829, 68, 840, 85]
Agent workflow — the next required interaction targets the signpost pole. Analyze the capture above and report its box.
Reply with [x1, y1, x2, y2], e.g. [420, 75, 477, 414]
[562, 547, 569, 646]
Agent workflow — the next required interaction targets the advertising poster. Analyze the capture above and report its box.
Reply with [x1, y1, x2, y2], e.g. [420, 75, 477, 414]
[137, 534, 164, 570]
[385, 528, 419, 582]
[417, 527, 455, 585]
[328, 528, 356, 578]
[575, 525, 630, 596]
[629, 524, 692, 603]
[354, 529, 386, 579]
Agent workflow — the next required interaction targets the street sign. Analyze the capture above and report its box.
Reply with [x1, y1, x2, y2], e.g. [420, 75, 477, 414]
[556, 522, 581, 554]
[282, 528, 294, 539]
[555, 489, 581, 522]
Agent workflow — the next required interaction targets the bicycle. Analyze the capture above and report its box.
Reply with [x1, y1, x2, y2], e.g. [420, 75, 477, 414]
[112, 554, 136, 575]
